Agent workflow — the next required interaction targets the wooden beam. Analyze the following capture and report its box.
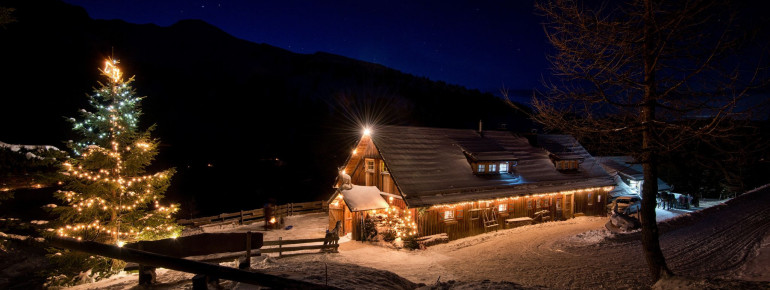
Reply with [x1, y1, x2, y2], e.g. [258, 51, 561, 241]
[125, 233, 263, 258]
[262, 237, 328, 246]
[260, 244, 339, 254]
[47, 237, 338, 289]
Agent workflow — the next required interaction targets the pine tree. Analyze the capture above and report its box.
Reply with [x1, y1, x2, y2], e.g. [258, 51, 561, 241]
[53, 58, 180, 246]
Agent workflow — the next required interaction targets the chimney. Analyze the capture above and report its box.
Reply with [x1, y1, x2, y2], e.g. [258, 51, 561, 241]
[478, 120, 484, 137]
[525, 128, 538, 147]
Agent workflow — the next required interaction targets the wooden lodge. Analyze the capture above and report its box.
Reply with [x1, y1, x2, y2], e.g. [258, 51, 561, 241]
[328, 126, 615, 241]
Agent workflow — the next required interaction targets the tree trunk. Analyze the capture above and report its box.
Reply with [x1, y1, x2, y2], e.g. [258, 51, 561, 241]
[640, 0, 673, 281]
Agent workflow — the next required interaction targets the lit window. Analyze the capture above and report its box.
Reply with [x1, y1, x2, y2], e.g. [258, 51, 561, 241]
[588, 193, 594, 205]
[499, 162, 508, 173]
[489, 164, 497, 172]
[498, 204, 507, 212]
[366, 159, 375, 172]
[478, 164, 485, 173]
[444, 210, 454, 220]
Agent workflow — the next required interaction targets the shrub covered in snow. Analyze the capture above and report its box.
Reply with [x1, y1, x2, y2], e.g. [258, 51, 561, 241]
[382, 229, 397, 242]
[402, 235, 420, 250]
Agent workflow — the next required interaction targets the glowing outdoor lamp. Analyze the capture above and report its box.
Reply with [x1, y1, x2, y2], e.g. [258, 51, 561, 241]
[363, 128, 372, 136]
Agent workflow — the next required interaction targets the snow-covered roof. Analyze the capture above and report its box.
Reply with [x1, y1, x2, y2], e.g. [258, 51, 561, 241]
[537, 135, 585, 160]
[341, 185, 390, 212]
[608, 175, 635, 198]
[369, 126, 615, 207]
[596, 156, 671, 191]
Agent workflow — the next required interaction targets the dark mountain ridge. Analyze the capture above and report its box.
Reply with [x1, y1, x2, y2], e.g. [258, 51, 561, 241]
[0, 0, 531, 216]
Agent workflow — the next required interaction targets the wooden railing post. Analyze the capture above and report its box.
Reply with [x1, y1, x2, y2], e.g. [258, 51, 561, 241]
[240, 210, 244, 225]
[192, 274, 218, 290]
[278, 237, 283, 257]
[137, 243, 156, 286]
[240, 231, 252, 270]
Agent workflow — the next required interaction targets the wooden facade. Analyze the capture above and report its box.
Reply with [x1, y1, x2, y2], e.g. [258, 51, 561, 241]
[329, 134, 405, 239]
[417, 189, 607, 240]
[343, 135, 401, 198]
[328, 127, 614, 241]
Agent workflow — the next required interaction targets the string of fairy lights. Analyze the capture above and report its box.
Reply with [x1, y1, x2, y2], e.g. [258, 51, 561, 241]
[376, 204, 417, 238]
[56, 59, 178, 245]
[428, 186, 615, 209]
[332, 185, 613, 240]
[70, 60, 141, 155]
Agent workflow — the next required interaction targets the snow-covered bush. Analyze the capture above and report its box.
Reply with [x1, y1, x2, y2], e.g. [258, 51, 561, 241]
[382, 229, 397, 242]
[402, 235, 420, 250]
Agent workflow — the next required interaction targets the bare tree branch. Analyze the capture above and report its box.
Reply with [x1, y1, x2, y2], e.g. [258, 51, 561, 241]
[530, 0, 769, 283]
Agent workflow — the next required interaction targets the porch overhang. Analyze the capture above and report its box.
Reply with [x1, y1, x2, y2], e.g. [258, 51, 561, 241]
[341, 185, 390, 212]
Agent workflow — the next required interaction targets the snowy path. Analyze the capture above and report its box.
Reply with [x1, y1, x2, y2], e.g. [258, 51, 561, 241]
[660, 186, 770, 279]
[432, 217, 618, 288]
[279, 216, 641, 288]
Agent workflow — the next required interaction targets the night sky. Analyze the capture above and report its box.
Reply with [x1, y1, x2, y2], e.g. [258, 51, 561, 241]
[61, 0, 548, 95]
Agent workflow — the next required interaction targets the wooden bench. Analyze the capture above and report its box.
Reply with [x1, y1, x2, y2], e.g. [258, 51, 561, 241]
[534, 209, 551, 222]
[505, 217, 534, 228]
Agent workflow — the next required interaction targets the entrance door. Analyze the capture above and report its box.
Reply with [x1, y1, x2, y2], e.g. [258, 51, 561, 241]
[563, 194, 574, 218]
[344, 207, 353, 236]
[329, 208, 344, 232]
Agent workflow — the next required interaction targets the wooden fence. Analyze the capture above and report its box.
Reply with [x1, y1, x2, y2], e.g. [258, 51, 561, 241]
[47, 236, 339, 289]
[261, 237, 339, 257]
[178, 201, 328, 227]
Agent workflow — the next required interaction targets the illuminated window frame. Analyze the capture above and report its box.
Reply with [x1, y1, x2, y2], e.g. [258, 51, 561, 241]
[366, 159, 375, 172]
[443, 210, 455, 220]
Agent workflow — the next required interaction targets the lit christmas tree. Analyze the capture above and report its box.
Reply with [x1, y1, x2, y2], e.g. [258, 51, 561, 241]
[53, 59, 180, 246]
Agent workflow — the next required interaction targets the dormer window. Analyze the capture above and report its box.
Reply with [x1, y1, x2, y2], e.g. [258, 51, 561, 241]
[459, 144, 517, 175]
[553, 159, 581, 171]
[470, 160, 517, 175]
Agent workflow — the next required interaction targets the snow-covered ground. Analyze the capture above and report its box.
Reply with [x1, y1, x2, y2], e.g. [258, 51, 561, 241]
[66, 189, 770, 289]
